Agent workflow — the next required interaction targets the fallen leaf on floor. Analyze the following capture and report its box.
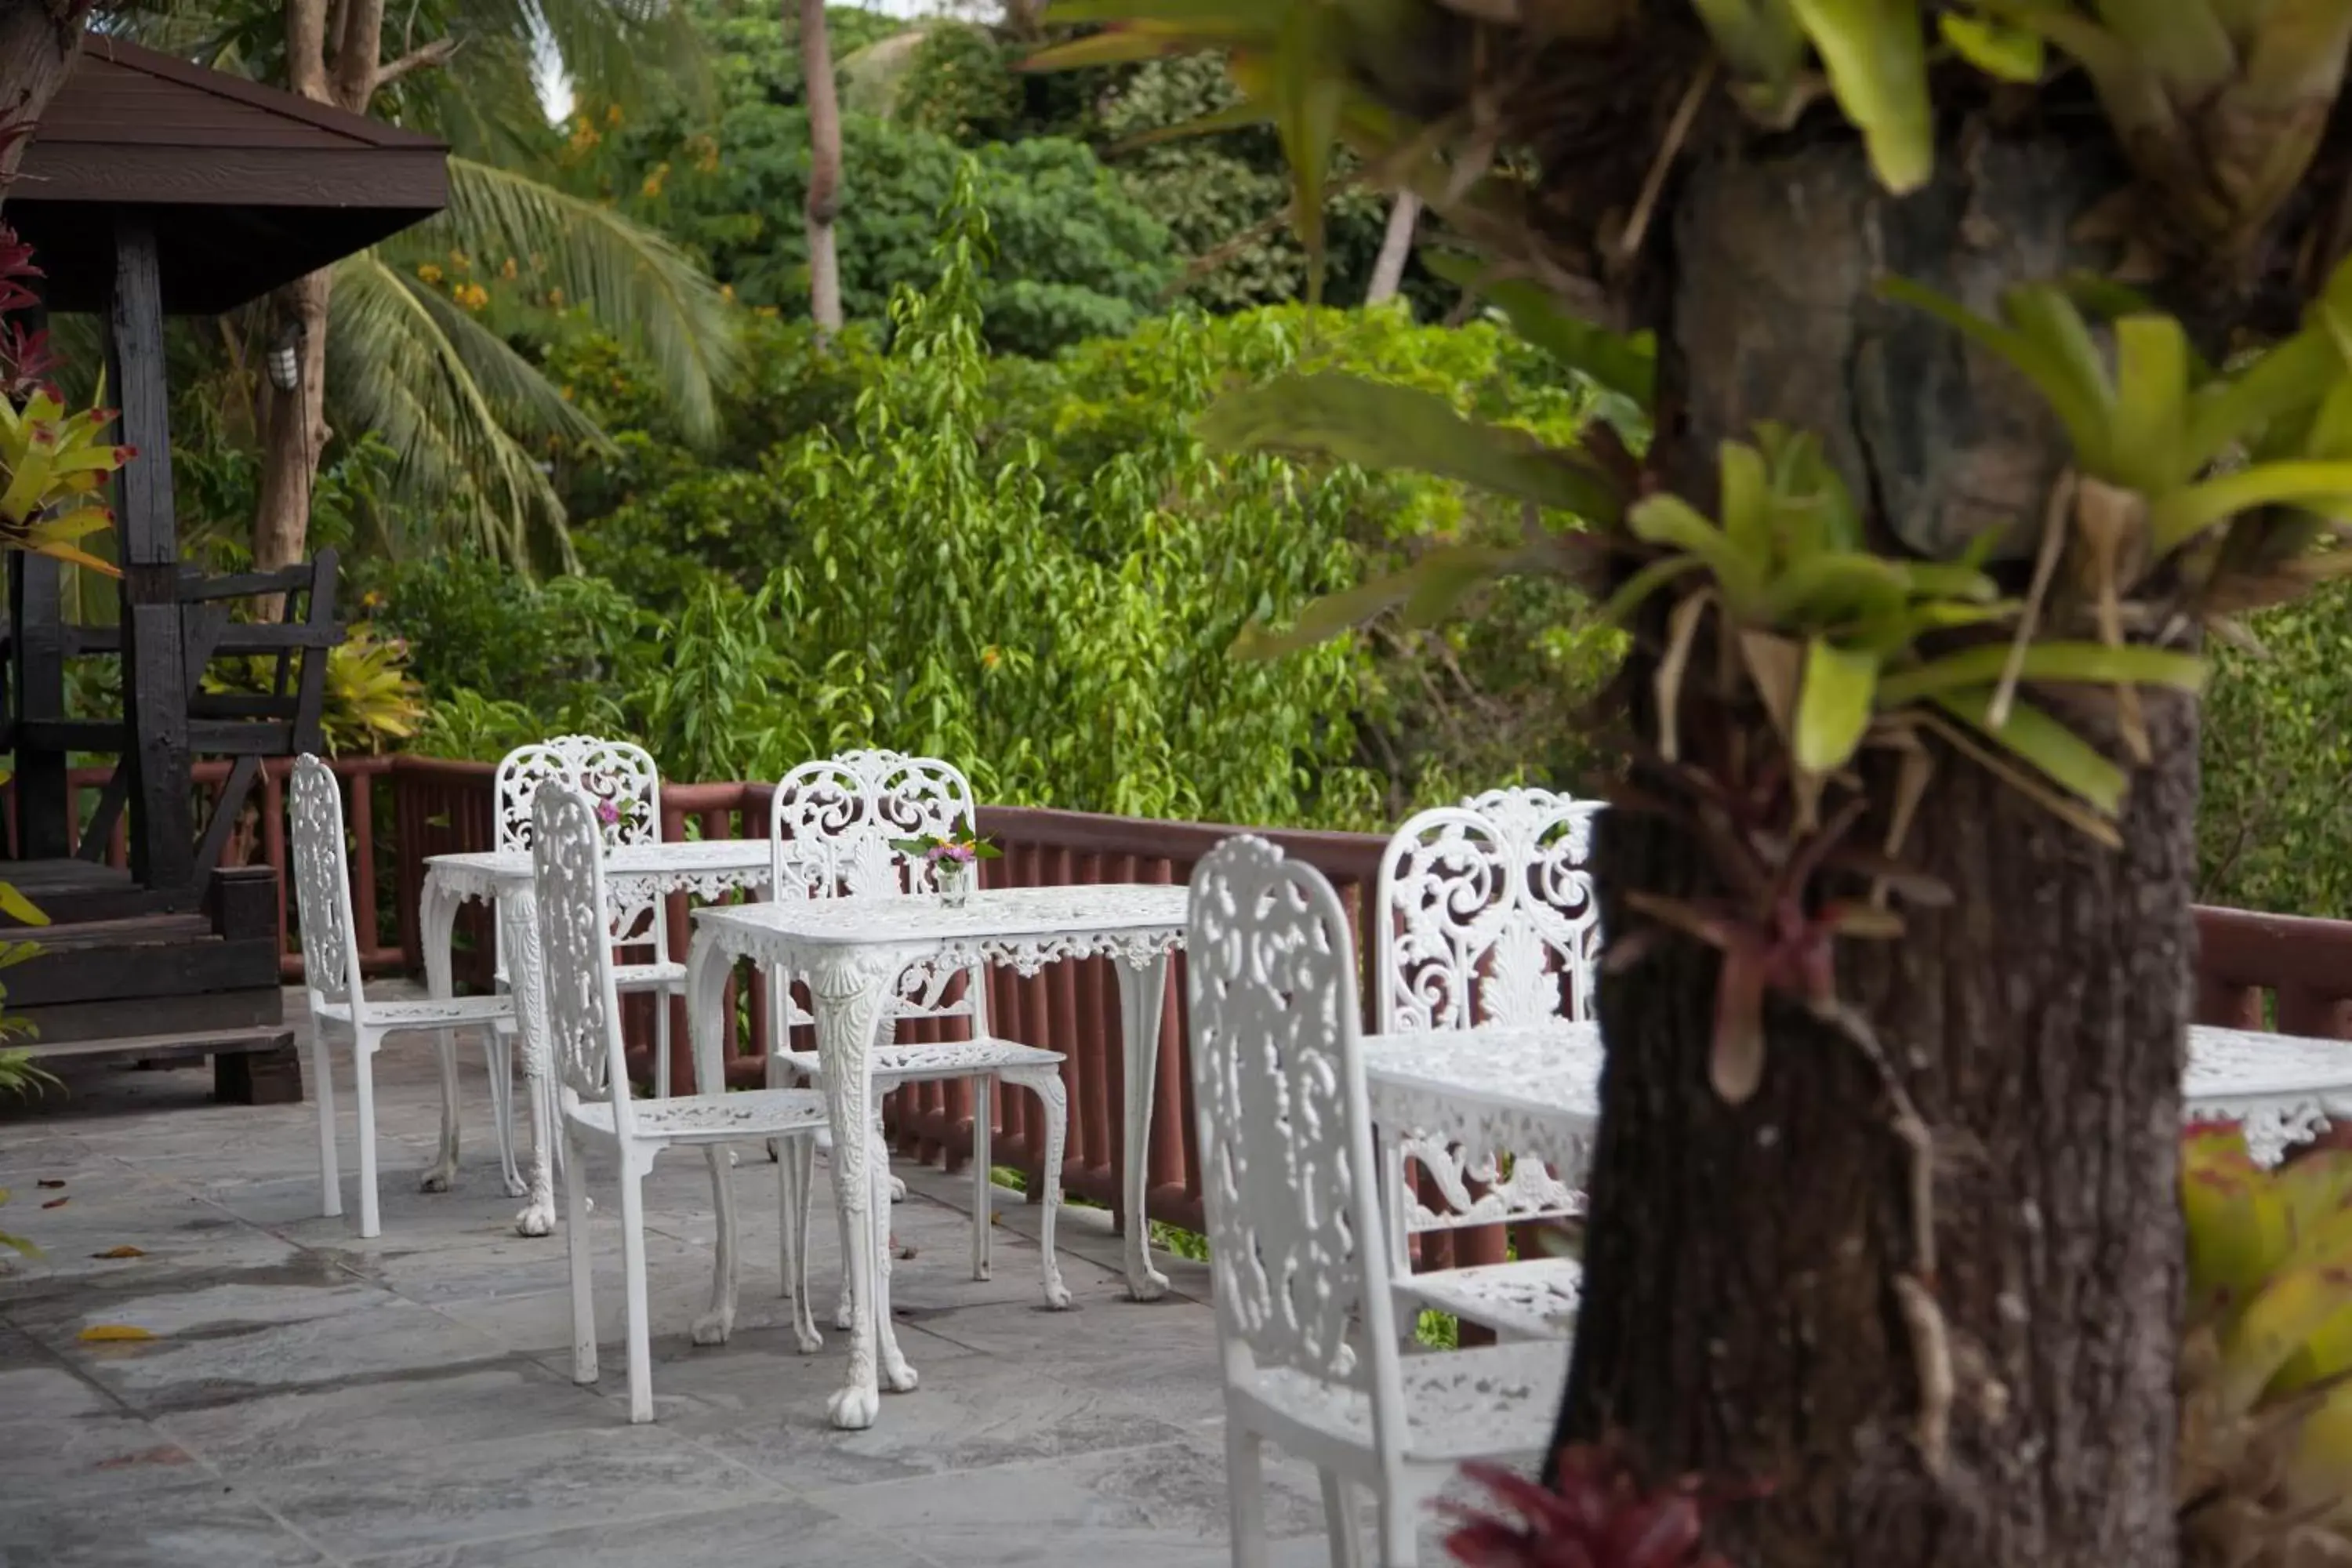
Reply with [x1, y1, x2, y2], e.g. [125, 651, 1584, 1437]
[92, 1246, 146, 1259]
[78, 1324, 156, 1342]
[36, 1179, 64, 1189]
[95, 1446, 190, 1469]
[40, 1196, 67, 1209]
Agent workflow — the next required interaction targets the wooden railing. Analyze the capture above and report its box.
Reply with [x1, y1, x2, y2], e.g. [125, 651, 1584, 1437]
[41, 753, 2352, 1249]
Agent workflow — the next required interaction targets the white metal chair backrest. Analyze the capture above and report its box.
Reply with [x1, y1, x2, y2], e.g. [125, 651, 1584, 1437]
[492, 735, 666, 955]
[1373, 786, 1602, 1033]
[531, 782, 632, 1124]
[289, 754, 368, 1018]
[1187, 835, 1406, 1454]
[768, 748, 987, 1026]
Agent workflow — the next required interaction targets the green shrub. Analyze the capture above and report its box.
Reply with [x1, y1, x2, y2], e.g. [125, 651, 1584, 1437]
[2199, 583, 2352, 916]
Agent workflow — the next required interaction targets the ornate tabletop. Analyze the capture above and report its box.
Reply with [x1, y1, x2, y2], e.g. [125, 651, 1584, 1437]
[689, 883, 1189, 974]
[424, 839, 773, 903]
[1363, 1020, 2352, 1171]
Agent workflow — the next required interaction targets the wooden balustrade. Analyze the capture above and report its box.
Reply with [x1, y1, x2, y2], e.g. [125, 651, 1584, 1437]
[23, 753, 2352, 1257]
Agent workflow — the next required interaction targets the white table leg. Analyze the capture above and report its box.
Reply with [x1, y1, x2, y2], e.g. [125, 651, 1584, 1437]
[499, 884, 559, 1238]
[689, 931, 742, 1346]
[808, 951, 908, 1430]
[419, 877, 465, 1193]
[1118, 953, 1173, 1301]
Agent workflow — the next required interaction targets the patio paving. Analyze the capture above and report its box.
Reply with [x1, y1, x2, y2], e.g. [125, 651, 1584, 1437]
[0, 985, 1396, 1568]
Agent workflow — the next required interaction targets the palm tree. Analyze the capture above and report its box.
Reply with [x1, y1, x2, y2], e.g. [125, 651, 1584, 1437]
[121, 0, 735, 573]
[1038, 5, 2352, 1565]
[797, 0, 844, 340]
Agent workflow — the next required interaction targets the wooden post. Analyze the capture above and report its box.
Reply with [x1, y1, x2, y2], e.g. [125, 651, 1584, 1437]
[9, 550, 70, 858]
[109, 215, 194, 899]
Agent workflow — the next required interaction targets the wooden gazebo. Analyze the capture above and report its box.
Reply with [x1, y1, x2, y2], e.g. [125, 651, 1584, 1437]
[0, 38, 447, 1097]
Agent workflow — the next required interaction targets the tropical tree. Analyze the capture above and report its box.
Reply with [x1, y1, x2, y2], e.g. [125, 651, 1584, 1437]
[799, 0, 845, 339]
[124, 0, 735, 575]
[0, 0, 89, 180]
[1036, 3, 2352, 1565]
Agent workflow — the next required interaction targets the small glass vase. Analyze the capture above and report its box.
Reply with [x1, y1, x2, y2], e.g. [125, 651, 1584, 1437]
[935, 858, 975, 908]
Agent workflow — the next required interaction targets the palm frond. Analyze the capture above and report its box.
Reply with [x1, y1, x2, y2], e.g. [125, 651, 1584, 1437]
[423, 156, 739, 446]
[328, 252, 586, 569]
[527, 0, 708, 118]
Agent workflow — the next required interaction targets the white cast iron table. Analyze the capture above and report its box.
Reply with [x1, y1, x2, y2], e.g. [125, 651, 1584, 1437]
[683, 883, 1189, 1431]
[422, 840, 773, 1236]
[1366, 1020, 2352, 1184]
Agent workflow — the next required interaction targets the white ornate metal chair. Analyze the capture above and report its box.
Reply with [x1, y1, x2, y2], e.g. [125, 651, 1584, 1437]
[532, 781, 831, 1425]
[1370, 786, 1602, 1342]
[493, 736, 688, 1095]
[1189, 835, 1564, 1568]
[764, 749, 1072, 1315]
[289, 755, 517, 1238]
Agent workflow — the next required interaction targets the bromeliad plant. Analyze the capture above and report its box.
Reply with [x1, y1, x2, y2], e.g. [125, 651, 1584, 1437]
[1440, 1443, 1755, 1568]
[2177, 1122, 2352, 1566]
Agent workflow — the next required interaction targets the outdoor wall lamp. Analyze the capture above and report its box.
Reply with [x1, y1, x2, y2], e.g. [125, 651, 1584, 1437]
[266, 319, 304, 392]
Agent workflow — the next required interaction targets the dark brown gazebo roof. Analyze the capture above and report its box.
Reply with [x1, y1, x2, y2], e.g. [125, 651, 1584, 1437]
[7, 34, 449, 314]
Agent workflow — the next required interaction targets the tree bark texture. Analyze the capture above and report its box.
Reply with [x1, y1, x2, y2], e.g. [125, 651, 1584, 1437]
[1366, 191, 1421, 307]
[799, 0, 845, 339]
[0, 0, 84, 195]
[252, 267, 333, 582]
[1555, 133, 2190, 1566]
[252, 0, 381, 588]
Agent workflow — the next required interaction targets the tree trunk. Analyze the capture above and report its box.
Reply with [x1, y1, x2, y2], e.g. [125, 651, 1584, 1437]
[1365, 191, 1419, 307]
[249, 0, 366, 593]
[0, 0, 85, 195]
[799, 0, 844, 339]
[252, 268, 332, 583]
[1554, 132, 2188, 1566]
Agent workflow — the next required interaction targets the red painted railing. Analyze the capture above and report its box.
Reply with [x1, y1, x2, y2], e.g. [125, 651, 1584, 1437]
[40, 753, 2352, 1250]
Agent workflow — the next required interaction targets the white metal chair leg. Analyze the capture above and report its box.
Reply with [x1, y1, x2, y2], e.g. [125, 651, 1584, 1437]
[1018, 1066, 1072, 1309]
[1375, 1492, 1418, 1567]
[618, 1159, 654, 1424]
[652, 999, 672, 1101]
[971, 1074, 993, 1282]
[562, 1126, 597, 1385]
[312, 1027, 340, 1218]
[1319, 1473, 1363, 1568]
[354, 1031, 383, 1240]
[1227, 1425, 1270, 1568]
[780, 1134, 821, 1352]
[488, 1024, 523, 1197]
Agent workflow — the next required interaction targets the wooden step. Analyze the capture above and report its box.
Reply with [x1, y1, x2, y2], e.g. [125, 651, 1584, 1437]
[15, 1024, 301, 1105]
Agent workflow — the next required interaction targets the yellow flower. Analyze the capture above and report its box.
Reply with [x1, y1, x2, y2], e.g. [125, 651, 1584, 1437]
[641, 162, 669, 199]
[448, 249, 470, 273]
[720, 282, 735, 302]
[456, 282, 490, 311]
[416, 262, 443, 285]
[560, 385, 575, 402]
[604, 103, 622, 127]
[500, 256, 517, 280]
[981, 646, 1002, 670]
[547, 287, 565, 307]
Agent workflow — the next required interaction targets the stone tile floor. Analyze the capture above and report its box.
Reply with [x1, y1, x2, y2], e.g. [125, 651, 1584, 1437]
[0, 987, 1390, 1568]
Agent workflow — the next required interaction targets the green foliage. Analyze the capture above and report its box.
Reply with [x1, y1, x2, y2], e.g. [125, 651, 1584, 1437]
[563, 9, 1180, 362]
[2199, 585, 2352, 916]
[1091, 54, 1441, 317]
[361, 551, 639, 719]
[894, 22, 1028, 143]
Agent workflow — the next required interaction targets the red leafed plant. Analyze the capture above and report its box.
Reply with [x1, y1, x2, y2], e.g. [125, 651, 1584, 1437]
[1440, 1444, 1756, 1568]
